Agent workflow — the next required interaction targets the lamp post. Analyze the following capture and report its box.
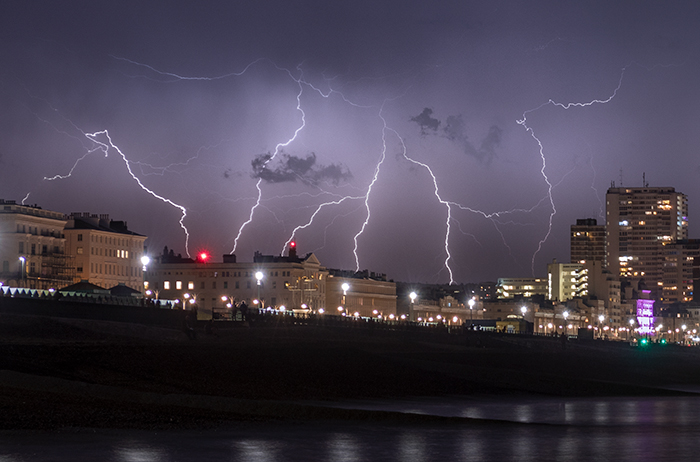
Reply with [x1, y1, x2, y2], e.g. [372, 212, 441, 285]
[255, 271, 264, 307]
[341, 282, 350, 315]
[468, 297, 475, 327]
[598, 314, 605, 339]
[140, 255, 150, 297]
[221, 295, 235, 320]
[409, 291, 417, 322]
[628, 318, 634, 341]
[562, 311, 569, 336]
[18, 256, 25, 288]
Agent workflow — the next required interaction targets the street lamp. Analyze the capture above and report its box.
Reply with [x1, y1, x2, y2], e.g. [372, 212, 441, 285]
[598, 314, 605, 339]
[628, 318, 634, 341]
[255, 271, 264, 306]
[18, 256, 25, 288]
[341, 282, 350, 314]
[140, 255, 150, 297]
[409, 291, 417, 322]
[180, 293, 197, 314]
[562, 311, 569, 335]
[468, 297, 475, 327]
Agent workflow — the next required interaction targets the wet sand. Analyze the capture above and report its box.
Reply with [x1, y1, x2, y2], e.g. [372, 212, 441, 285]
[1, 313, 698, 430]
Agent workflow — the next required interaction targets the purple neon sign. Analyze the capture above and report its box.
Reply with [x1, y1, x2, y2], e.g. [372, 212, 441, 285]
[636, 298, 655, 335]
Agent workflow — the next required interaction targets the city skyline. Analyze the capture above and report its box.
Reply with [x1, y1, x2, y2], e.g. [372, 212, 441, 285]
[1, 1, 699, 283]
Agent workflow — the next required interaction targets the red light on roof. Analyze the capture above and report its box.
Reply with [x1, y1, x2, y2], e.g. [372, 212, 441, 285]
[199, 252, 209, 262]
[290, 241, 296, 248]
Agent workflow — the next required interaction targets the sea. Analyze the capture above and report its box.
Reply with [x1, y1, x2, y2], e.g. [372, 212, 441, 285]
[2, 395, 700, 461]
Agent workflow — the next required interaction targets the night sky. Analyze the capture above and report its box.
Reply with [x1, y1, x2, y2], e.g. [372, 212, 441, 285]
[1, 1, 699, 283]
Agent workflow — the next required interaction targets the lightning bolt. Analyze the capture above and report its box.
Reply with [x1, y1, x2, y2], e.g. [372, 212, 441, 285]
[84, 130, 191, 257]
[17, 86, 194, 256]
[231, 76, 307, 254]
[516, 66, 626, 273]
[378, 106, 456, 283]
[43, 147, 106, 181]
[352, 114, 390, 272]
[282, 194, 363, 254]
[110, 55, 269, 82]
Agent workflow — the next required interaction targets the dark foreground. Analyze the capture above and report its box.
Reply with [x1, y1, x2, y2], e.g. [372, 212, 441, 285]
[1, 313, 699, 430]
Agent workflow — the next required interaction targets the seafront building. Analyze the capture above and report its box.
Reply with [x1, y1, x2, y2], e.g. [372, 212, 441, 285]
[547, 260, 586, 302]
[496, 277, 547, 299]
[144, 243, 397, 320]
[145, 245, 328, 319]
[660, 239, 699, 303]
[326, 269, 397, 319]
[571, 218, 606, 264]
[606, 186, 688, 299]
[64, 213, 148, 293]
[0, 199, 73, 289]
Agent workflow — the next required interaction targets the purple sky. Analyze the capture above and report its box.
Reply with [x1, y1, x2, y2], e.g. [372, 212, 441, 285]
[1, 1, 699, 283]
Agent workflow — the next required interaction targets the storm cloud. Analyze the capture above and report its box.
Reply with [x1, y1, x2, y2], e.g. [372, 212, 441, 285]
[252, 152, 352, 186]
[410, 108, 441, 135]
[414, 111, 502, 163]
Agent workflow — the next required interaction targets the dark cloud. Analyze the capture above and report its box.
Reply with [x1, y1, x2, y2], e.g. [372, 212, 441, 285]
[451, 121, 502, 164]
[251, 152, 352, 186]
[443, 114, 465, 142]
[410, 108, 441, 135]
[477, 125, 503, 163]
[415, 112, 502, 163]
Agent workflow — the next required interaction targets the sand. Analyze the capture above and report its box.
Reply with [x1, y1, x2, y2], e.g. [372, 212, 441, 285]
[1, 312, 698, 430]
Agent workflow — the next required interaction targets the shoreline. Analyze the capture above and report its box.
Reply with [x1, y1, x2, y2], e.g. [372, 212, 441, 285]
[2, 312, 700, 430]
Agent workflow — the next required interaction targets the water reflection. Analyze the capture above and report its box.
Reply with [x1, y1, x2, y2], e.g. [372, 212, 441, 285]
[234, 439, 282, 462]
[339, 395, 700, 427]
[113, 441, 166, 462]
[2, 397, 700, 461]
[327, 433, 361, 462]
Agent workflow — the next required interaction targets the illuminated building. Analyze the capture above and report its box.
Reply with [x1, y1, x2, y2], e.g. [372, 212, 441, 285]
[546, 260, 586, 302]
[409, 295, 470, 325]
[482, 300, 537, 322]
[0, 199, 74, 289]
[496, 277, 547, 299]
[606, 186, 688, 299]
[571, 218, 606, 264]
[326, 269, 396, 319]
[146, 243, 329, 319]
[636, 295, 655, 336]
[661, 239, 700, 303]
[63, 213, 147, 292]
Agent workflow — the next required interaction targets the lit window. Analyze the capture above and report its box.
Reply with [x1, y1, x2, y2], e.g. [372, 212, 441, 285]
[164, 281, 171, 290]
[176, 281, 182, 290]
